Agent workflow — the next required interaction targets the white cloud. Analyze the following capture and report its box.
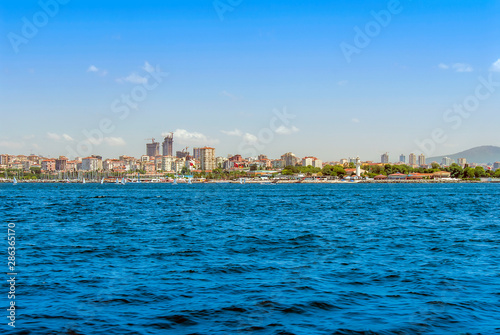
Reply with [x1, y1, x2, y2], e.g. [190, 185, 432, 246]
[170, 129, 219, 146]
[47, 132, 61, 140]
[352, 118, 360, 123]
[87, 65, 107, 76]
[243, 133, 258, 144]
[117, 73, 148, 84]
[23, 134, 35, 140]
[275, 125, 299, 135]
[62, 134, 74, 142]
[142, 61, 154, 73]
[452, 63, 473, 72]
[0, 141, 24, 149]
[221, 90, 238, 100]
[490, 59, 500, 72]
[221, 129, 242, 136]
[104, 137, 126, 146]
[438, 63, 449, 70]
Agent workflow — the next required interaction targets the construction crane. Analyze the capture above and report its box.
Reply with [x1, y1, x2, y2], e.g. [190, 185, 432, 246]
[144, 138, 156, 143]
[182, 146, 189, 153]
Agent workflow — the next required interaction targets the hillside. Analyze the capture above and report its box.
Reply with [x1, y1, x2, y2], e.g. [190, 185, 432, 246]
[426, 145, 500, 164]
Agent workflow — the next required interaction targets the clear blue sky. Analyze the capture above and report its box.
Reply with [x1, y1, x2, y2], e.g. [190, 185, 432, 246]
[1, 0, 500, 161]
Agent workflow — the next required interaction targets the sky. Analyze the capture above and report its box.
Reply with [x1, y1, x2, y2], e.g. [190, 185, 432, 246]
[1, 0, 500, 161]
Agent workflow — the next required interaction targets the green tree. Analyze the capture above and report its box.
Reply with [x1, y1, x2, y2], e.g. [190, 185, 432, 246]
[463, 167, 475, 179]
[474, 166, 486, 178]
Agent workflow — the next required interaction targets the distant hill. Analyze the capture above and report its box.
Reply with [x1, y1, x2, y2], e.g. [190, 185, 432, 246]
[427, 145, 500, 165]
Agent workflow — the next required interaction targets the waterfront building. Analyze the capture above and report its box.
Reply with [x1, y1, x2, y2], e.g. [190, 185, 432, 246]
[81, 157, 100, 171]
[216, 156, 228, 168]
[418, 154, 426, 167]
[192, 148, 202, 160]
[161, 155, 175, 172]
[302, 157, 322, 168]
[143, 162, 155, 173]
[0, 154, 9, 165]
[409, 153, 417, 166]
[457, 158, 467, 167]
[381, 152, 389, 164]
[281, 152, 299, 167]
[399, 154, 405, 163]
[200, 147, 216, 171]
[146, 140, 160, 157]
[41, 159, 56, 172]
[55, 156, 68, 171]
[162, 133, 174, 157]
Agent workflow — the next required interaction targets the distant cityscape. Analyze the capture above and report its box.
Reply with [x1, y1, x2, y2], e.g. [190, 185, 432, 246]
[1, 133, 500, 179]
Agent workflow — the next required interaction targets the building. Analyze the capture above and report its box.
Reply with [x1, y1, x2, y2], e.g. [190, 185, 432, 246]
[493, 162, 500, 171]
[457, 158, 467, 167]
[0, 154, 10, 165]
[340, 158, 348, 165]
[409, 153, 417, 166]
[81, 157, 100, 171]
[281, 152, 299, 167]
[200, 147, 216, 171]
[161, 156, 175, 172]
[41, 159, 56, 172]
[176, 150, 189, 159]
[146, 139, 160, 157]
[162, 133, 174, 157]
[216, 156, 228, 168]
[441, 157, 453, 166]
[399, 154, 406, 163]
[381, 152, 389, 164]
[55, 156, 68, 171]
[192, 148, 202, 160]
[418, 154, 426, 167]
[302, 157, 323, 168]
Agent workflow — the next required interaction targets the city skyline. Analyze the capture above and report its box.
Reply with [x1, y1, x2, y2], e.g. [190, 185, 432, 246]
[1, 1, 500, 161]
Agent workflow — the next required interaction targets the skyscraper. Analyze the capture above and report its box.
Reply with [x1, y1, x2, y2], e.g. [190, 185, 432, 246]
[193, 148, 202, 159]
[146, 139, 160, 157]
[200, 147, 216, 171]
[399, 154, 406, 163]
[409, 153, 417, 166]
[381, 152, 389, 164]
[162, 133, 174, 157]
[418, 154, 426, 166]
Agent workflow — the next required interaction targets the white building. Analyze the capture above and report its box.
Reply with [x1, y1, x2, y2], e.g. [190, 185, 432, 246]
[81, 157, 99, 171]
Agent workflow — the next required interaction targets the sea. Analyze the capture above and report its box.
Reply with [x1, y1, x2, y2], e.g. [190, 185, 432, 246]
[1, 183, 499, 335]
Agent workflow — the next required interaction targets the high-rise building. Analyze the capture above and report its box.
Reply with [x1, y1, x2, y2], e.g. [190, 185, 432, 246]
[457, 158, 467, 167]
[409, 153, 417, 166]
[493, 162, 500, 171]
[200, 147, 216, 171]
[381, 152, 389, 164]
[281, 152, 299, 167]
[55, 156, 68, 171]
[418, 154, 426, 166]
[176, 151, 189, 159]
[146, 139, 160, 157]
[162, 133, 174, 157]
[441, 157, 453, 166]
[399, 154, 406, 163]
[192, 148, 202, 159]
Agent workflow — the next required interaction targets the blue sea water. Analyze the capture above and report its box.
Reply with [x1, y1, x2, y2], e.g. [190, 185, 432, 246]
[1, 183, 500, 335]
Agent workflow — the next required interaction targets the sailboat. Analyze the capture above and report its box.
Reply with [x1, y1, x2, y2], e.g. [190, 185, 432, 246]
[121, 177, 126, 185]
[173, 178, 178, 185]
[240, 178, 246, 184]
[100, 177, 104, 185]
[188, 178, 192, 185]
[115, 178, 120, 184]
[137, 173, 141, 183]
[82, 178, 86, 184]
[13, 177, 17, 185]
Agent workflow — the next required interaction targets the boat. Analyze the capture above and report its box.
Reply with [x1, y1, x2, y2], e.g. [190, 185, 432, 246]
[188, 178, 192, 184]
[239, 178, 246, 184]
[121, 177, 126, 185]
[13, 177, 17, 185]
[100, 178, 104, 185]
[82, 178, 86, 184]
[115, 178, 120, 184]
[173, 178, 178, 185]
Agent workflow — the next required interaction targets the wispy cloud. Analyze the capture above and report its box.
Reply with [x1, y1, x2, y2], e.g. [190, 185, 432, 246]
[352, 118, 360, 123]
[243, 133, 258, 144]
[221, 129, 243, 136]
[104, 137, 126, 146]
[87, 65, 107, 76]
[0, 141, 24, 149]
[275, 125, 299, 135]
[116, 73, 148, 84]
[490, 59, 500, 72]
[439, 62, 473, 72]
[47, 132, 74, 142]
[220, 90, 238, 100]
[169, 129, 219, 146]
